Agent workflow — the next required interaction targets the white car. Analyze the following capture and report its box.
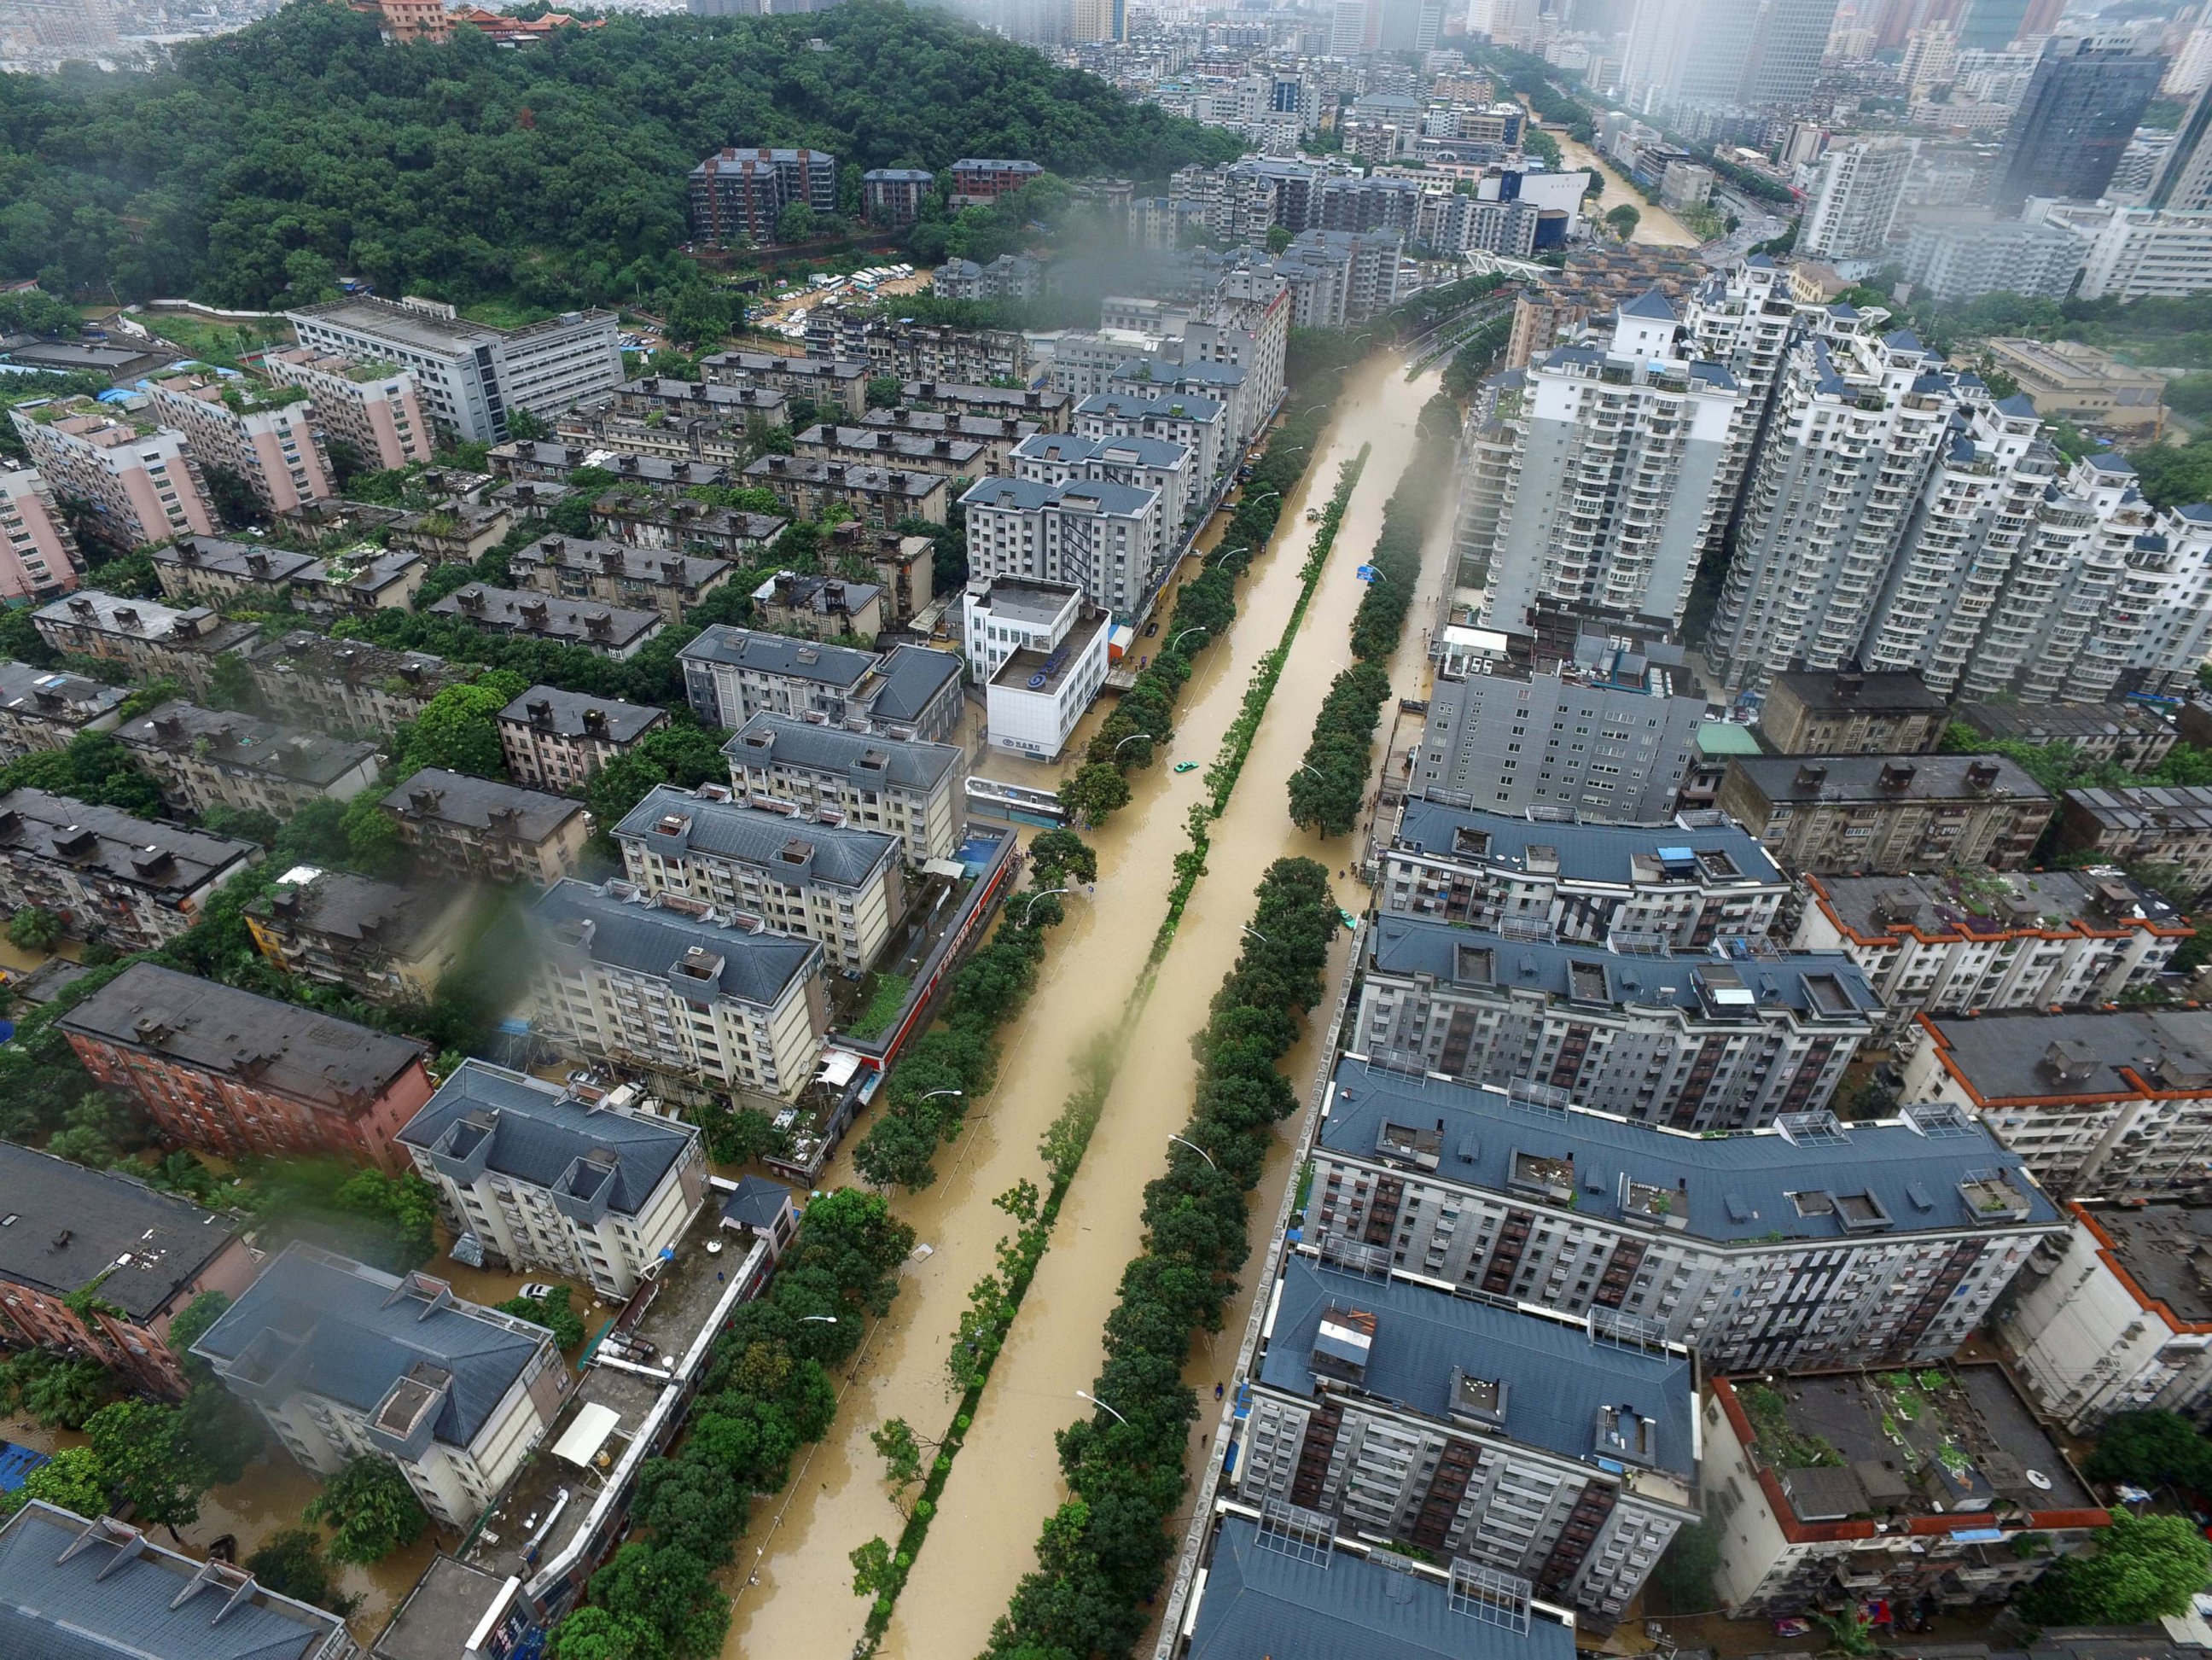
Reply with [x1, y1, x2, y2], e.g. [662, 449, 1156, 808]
[516, 1283, 559, 1301]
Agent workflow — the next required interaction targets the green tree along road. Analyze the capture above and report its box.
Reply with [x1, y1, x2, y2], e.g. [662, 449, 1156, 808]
[0, 0, 1239, 312]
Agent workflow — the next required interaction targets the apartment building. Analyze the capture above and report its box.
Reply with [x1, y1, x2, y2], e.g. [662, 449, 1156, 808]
[59, 962, 435, 1169]
[1469, 295, 1745, 638]
[2003, 1200, 2212, 1432]
[795, 422, 987, 481]
[962, 575, 1111, 760]
[244, 865, 481, 1004]
[861, 167, 933, 224]
[144, 374, 334, 515]
[248, 631, 472, 737]
[1707, 322, 1963, 691]
[497, 685, 667, 792]
[1906, 1008, 2212, 1197]
[741, 456, 949, 529]
[858, 408, 1039, 475]
[961, 475, 1165, 618]
[1701, 1365, 2108, 1616]
[1072, 389, 1226, 489]
[1413, 639, 1708, 824]
[507, 533, 735, 625]
[262, 346, 432, 470]
[863, 323, 1032, 388]
[116, 701, 381, 818]
[2072, 206, 2212, 300]
[295, 546, 428, 617]
[0, 661, 125, 757]
[900, 381, 1071, 431]
[1237, 1251, 1697, 1626]
[1798, 141, 1912, 262]
[679, 625, 876, 727]
[0, 1503, 357, 1660]
[8, 399, 216, 550]
[724, 713, 965, 863]
[0, 463, 81, 601]
[1357, 916, 1877, 1130]
[381, 768, 592, 887]
[948, 157, 1045, 203]
[589, 492, 785, 562]
[1379, 801, 1789, 946]
[1718, 755, 2054, 874]
[1982, 336, 2166, 432]
[1959, 700, 2176, 772]
[530, 879, 829, 1104]
[193, 1244, 565, 1530]
[688, 146, 837, 244]
[1758, 669, 1949, 755]
[700, 351, 867, 419]
[0, 789, 257, 949]
[32, 590, 259, 698]
[152, 534, 321, 607]
[1012, 428, 1191, 550]
[390, 497, 512, 563]
[0, 1144, 260, 1399]
[2058, 785, 2212, 900]
[288, 295, 623, 444]
[399, 1060, 708, 1298]
[1796, 867, 2187, 1039]
[749, 570, 884, 643]
[1310, 1059, 2060, 1372]
[429, 583, 663, 661]
[615, 782, 905, 971]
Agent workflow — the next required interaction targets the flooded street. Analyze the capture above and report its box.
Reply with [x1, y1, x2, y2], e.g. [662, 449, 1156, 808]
[719, 355, 1435, 1659]
[876, 358, 1446, 1660]
[1540, 119, 1705, 248]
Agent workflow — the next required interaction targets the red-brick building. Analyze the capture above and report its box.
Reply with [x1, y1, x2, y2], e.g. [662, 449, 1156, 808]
[57, 963, 435, 1170]
[0, 1144, 261, 1397]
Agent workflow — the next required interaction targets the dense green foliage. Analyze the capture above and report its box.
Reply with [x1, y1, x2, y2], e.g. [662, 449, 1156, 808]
[1941, 721, 2212, 796]
[850, 833, 1094, 1190]
[306, 1454, 429, 1564]
[986, 859, 1338, 1660]
[1288, 398, 1456, 836]
[1647, 1522, 1721, 1612]
[2018, 1513, 2212, 1625]
[2084, 1409, 2212, 1492]
[246, 1529, 361, 1617]
[545, 1189, 913, 1660]
[0, 0, 1235, 310]
[498, 1284, 587, 1350]
[1058, 372, 1345, 830]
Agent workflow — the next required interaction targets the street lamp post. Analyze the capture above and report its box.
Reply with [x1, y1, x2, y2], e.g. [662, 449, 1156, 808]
[1168, 1133, 1217, 1170]
[800, 1315, 838, 1325]
[1019, 886, 1069, 922]
[1171, 626, 1208, 651]
[1077, 1389, 1129, 1426]
[917, 1089, 963, 1104]
[1241, 923, 1268, 946]
[1111, 732, 1152, 760]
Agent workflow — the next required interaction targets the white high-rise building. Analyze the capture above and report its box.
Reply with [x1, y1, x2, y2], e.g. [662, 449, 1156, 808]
[1707, 316, 1958, 689]
[1470, 291, 1748, 636]
[1798, 141, 1913, 264]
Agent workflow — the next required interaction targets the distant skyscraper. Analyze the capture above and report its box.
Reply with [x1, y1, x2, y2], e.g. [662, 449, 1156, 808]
[1629, 0, 1842, 113]
[1798, 141, 1912, 261]
[2153, 79, 2212, 211]
[1991, 35, 2164, 207]
[1956, 0, 2029, 51]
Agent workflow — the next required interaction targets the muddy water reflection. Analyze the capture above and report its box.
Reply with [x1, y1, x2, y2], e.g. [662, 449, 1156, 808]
[872, 360, 1445, 1660]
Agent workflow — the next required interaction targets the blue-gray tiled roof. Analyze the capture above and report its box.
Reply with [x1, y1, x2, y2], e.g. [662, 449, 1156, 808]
[1316, 1057, 2059, 1245]
[1369, 915, 1878, 1019]
[1392, 801, 1782, 886]
[0, 1500, 346, 1660]
[677, 625, 876, 687]
[533, 878, 822, 1010]
[397, 1059, 695, 1218]
[614, 783, 898, 887]
[869, 644, 962, 723]
[1189, 1515, 1577, 1660]
[1260, 1257, 1696, 1477]
[193, 1244, 546, 1450]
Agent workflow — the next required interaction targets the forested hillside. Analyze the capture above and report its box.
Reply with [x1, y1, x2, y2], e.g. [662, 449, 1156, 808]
[0, 0, 1238, 312]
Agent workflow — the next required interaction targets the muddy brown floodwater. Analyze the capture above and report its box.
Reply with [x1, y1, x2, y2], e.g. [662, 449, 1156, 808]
[707, 356, 1431, 1660]
[717, 357, 1440, 1659]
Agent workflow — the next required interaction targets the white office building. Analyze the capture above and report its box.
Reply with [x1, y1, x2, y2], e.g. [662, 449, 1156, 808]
[962, 576, 1113, 760]
[287, 295, 623, 443]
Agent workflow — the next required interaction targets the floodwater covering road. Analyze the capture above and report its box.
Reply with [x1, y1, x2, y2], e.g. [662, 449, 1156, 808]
[1545, 121, 1704, 248]
[877, 356, 1447, 1660]
[717, 354, 1443, 1659]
